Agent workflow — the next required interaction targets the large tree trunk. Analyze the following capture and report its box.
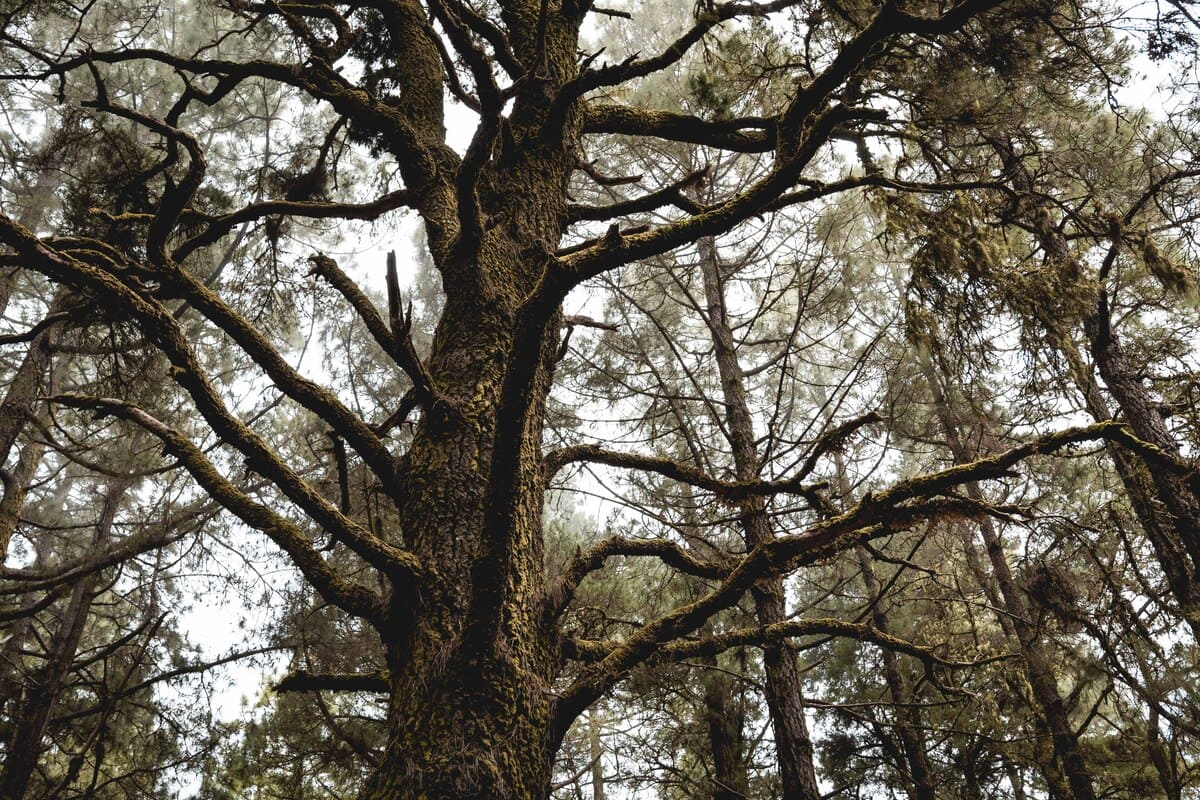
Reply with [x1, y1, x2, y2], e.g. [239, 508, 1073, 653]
[696, 236, 822, 800]
[362, 268, 561, 799]
[360, 42, 580, 789]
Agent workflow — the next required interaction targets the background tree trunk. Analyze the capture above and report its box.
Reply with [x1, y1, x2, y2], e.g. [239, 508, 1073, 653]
[697, 235, 822, 800]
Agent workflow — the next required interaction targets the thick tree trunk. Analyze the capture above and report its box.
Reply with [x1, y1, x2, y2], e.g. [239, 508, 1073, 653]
[362, 287, 561, 799]
[360, 48, 580, 789]
[697, 236, 821, 800]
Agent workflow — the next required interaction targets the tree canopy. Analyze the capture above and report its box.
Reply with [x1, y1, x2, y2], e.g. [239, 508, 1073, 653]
[1, 0, 1199, 797]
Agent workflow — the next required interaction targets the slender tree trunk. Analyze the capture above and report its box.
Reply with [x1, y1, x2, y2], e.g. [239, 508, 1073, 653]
[0, 438, 44, 563]
[922, 361, 1098, 800]
[957, 741, 985, 800]
[701, 653, 751, 800]
[696, 236, 821, 800]
[0, 292, 67, 559]
[0, 478, 128, 800]
[1146, 707, 1182, 800]
[855, 545, 936, 800]
[588, 711, 606, 800]
[993, 139, 1200, 636]
[0, 320, 60, 743]
[0, 292, 66, 463]
[950, 518, 1073, 800]
[1059, 342, 1200, 637]
[1003, 758, 1029, 800]
[1088, 312, 1200, 573]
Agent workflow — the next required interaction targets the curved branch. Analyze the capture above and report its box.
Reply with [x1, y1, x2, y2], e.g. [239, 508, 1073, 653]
[558, 104, 884, 282]
[566, 167, 708, 222]
[549, 421, 1130, 741]
[543, 444, 827, 501]
[68, 47, 454, 201]
[53, 397, 399, 621]
[545, 535, 730, 619]
[307, 252, 456, 422]
[173, 190, 413, 262]
[0, 219, 418, 599]
[550, 0, 806, 130]
[154, 257, 402, 491]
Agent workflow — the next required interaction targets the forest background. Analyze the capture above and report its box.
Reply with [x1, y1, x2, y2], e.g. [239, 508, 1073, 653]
[1, 0, 1200, 797]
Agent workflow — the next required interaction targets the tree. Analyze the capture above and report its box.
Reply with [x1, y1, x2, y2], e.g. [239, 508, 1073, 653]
[1, 0, 1198, 797]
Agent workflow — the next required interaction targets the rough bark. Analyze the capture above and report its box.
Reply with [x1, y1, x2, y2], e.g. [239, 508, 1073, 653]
[1087, 312, 1200, 588]
[0, 438, 45, 562]
[696, 235, 822, 800]
[701, 653, 751, 800]
[0, 290, 68, 559]
[356, 6, 583, 795]
[1060, 342, 1200, 637]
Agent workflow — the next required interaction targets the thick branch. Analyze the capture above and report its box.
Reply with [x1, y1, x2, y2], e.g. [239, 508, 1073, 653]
[274, 669, 391, 694]
[566, 167, 707, 222]
[549, 421, 1130, 740]
[0, 217, 417, 601]
[565, 618, 975, 669]
[582, 103, 773, 152]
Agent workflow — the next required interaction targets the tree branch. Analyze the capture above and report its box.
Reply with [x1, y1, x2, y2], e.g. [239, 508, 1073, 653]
[274, 668, 391, 694]
[549, 421, 1131, 741]
[51, 396, 401, 623]
[545, 536, 730, 619]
